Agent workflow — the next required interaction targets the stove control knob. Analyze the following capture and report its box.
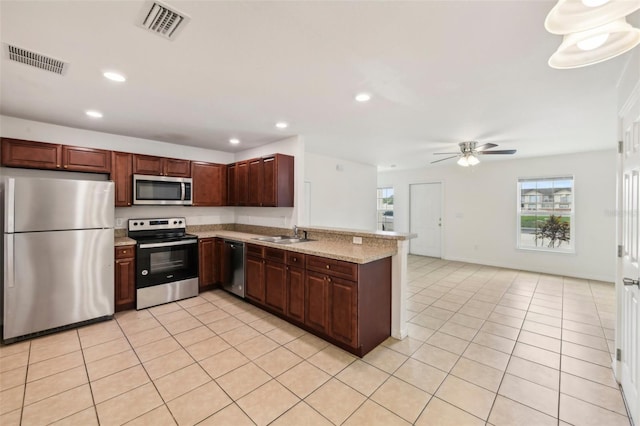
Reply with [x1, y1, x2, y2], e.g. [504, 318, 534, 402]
[174, 221, 178, 225]
[179, 220, 183, 224]
[133, 222, 138, 226]
[140, 221, 145, 226]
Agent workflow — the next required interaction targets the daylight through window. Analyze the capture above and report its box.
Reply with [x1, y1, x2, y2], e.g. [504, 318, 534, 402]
[377, 187, 394, 231]
[517, 177, 574, 252]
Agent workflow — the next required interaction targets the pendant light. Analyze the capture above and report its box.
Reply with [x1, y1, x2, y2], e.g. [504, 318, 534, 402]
[545, 0, 640, 69]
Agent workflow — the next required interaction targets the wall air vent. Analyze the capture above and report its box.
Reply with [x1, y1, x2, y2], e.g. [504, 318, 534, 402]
[137, 1, 191, 41]
[3, 44, 68, 75]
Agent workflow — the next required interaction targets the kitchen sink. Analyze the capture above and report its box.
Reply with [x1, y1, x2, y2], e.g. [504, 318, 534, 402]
[252, 235, 314, 244]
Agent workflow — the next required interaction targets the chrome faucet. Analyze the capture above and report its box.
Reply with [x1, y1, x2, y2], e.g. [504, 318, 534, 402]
[293, 225, 299, 238]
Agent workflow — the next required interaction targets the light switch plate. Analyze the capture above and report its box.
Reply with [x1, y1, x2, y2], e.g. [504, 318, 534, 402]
[353, 236, 362, 245]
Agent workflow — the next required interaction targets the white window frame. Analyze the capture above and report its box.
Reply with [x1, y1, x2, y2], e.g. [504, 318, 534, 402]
[377, 187, 394, 231]
[517, 176, 575, 253]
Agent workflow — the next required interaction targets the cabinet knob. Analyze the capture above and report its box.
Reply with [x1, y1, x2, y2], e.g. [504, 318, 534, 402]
[326, 265, 330, 269]
[63, 165, 68, 169]
[122, 250, 127, 254]
[327, 277, 332, 282]
[56, 164, 61, 168]
[293, 258, 297, 262]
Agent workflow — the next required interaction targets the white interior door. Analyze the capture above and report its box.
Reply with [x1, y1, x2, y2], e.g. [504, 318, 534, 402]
[410, 183, 442, 257]
[618, 86, 640, 426]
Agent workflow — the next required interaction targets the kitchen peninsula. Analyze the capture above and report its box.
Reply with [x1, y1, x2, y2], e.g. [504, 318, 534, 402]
[116, 224, 414, 356]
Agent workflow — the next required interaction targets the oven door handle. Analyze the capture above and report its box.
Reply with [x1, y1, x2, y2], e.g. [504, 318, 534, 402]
[139, 239, 198, 249]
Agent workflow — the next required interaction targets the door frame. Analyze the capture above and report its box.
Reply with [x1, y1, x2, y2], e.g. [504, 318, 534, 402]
[614, 74, 639, 425]
[409, 180, 445, 258]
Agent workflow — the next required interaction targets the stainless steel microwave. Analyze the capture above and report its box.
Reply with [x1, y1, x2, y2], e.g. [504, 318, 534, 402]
[133, 174, 192, 205]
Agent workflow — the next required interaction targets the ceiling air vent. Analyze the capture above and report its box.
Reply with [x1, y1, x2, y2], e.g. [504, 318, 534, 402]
[3, 44, 68, 75]
[137, 1, 191, 41]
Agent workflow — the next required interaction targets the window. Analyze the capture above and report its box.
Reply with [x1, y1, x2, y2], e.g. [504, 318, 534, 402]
[517, 177, 574, 252]
[377, 187, 394, 231]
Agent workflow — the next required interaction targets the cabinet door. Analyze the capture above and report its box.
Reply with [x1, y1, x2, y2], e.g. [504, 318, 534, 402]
[286, 265, 305, 323]
[262, 156, 276, 207]
[111, 152, 132, 207]
[199, 238, 215, 290]
[214, 238, 224, 284]
[192, 162, 227, 206]
[248, 159, 263, 206]
[114, 247, 136, 312]
[133, 154, 163, 175]
[305, 271, 329, 333]
[62, 145, 111, 173]
[329, 277, 358, 347]
[164, 158, 191, 177]
[1, 138, 61, 170]
[236, 161, 249, 206]
[245, 255, 265, 303]
[227, 164, 237, 206]
[265, 260, 286, 313]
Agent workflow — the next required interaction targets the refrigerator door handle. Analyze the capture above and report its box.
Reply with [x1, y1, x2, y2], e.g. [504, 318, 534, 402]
[5, 234, 14, 288]
[5, 178, 15, 233]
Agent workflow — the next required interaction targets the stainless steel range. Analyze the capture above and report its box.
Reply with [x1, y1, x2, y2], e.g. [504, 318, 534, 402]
[128, 217, 198, 310]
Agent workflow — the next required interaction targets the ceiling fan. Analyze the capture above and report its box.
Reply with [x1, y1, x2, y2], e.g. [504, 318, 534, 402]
[431, 141, 517, 167]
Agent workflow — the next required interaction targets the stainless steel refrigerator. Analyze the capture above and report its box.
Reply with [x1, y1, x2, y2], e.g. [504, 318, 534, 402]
[2, 177, 115, 342]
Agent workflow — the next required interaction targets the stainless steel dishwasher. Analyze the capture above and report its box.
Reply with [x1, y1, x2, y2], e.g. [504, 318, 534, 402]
[222, 239, 245, 298]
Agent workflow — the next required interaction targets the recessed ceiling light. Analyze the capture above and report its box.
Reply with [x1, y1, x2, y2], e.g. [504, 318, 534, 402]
[229, 138, 240, 145]
[355, 93, 372, 102]
[275, 122, 289, 129]
[103, 71, 126, 82]
[85, 110, 103, 118]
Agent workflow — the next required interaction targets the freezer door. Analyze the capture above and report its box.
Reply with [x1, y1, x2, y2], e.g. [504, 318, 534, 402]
[3, 228, 114, 340]
[4, 177, 114, 232]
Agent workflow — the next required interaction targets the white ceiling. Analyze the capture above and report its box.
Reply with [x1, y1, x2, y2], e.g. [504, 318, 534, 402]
[1, 1, 636, 170]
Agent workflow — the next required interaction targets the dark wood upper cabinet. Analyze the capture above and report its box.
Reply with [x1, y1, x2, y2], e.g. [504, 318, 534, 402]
[133, 154, 191, 177]
[248, 159, 263, 206]
[225, 154, 294, 207]
[227, 164, 237, 206]
[111, 151, 133, 207]
[61, 145, 111, 173]
[1, 138, 113, 173]
[191, 162, 227, 206]
[263, 154, 294, 207]
[1, 138, 61, 170]
[236, 161, 249, 206]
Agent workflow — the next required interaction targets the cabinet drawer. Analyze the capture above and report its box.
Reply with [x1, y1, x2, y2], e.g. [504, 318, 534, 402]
[264, 247, 285, 263]
[246, 243, 264, 258]
[307, 255, 357, 281]
[115, 246, 135, 259]
[286, 252, 306, 267]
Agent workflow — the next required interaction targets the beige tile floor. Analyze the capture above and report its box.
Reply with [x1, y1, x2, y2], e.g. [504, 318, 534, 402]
[0, 255, 631, 425]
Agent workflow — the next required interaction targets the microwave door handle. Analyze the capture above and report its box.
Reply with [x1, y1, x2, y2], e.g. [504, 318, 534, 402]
[139, 240, 198, 249]
[181, 182, 186, 201]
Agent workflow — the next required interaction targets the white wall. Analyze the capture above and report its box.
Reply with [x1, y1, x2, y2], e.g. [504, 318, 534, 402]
[305, 152, 377, 230]
[379, 150, 617, 281]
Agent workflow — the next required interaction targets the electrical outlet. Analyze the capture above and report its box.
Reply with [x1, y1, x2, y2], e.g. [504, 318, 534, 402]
[115, 218, 124, 228]
[353, 236, 362, 245]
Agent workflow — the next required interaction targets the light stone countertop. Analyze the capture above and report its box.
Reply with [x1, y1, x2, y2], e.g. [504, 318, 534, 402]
[114, 237, 136, 247]
[189, 230, 396, 264]
[298, 225, 416, 241]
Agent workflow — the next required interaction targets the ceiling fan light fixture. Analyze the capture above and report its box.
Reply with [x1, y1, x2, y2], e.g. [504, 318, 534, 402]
[467, 155, 480, 166]
[457, 156, 470, 167]
[549, 18, 640, 68]
[545, 0, 639, 34]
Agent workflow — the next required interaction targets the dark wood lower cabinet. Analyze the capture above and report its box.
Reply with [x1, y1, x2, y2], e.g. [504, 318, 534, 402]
[244, 246, 391, 357]
[115, 246, 135, 312]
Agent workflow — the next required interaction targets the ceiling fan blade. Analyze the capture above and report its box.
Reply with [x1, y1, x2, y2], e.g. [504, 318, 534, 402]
[478, 149, 517, 155]
[475, 143, 498, 152]
[431, 155, 458, 164]
[433, 152, 460, 155]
